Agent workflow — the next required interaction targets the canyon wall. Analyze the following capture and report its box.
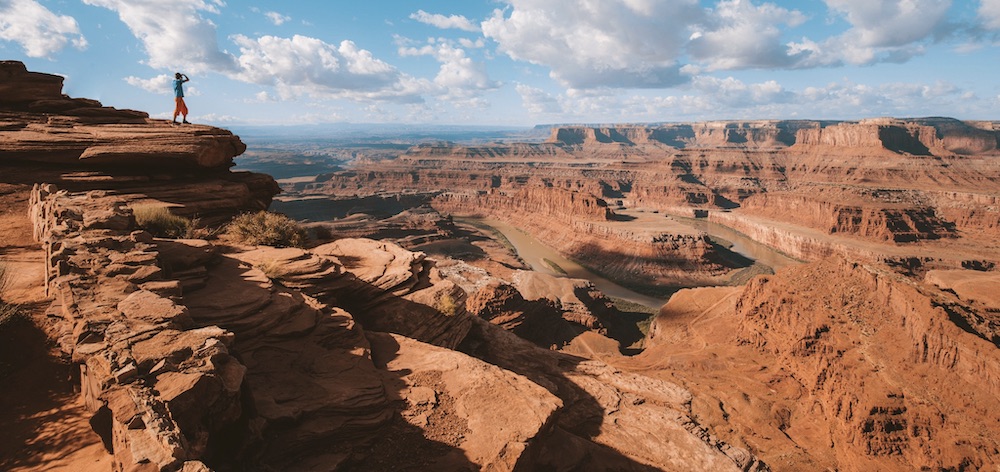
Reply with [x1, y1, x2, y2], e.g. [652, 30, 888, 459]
[734, 259, 1000, 470]
[638, 257, 1000, 471]
[738, 191, 958, 242]
[433, 186, 731, 291]
[547, 121, 806, 148]
[302, 117, 999, 265]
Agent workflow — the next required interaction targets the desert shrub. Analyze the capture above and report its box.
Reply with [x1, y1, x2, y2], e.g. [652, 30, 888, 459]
[435, 292, 460, 317]
[225, 211, 307, 248]
[132, 205, 191, 238]
[309, 225, 333, 241]
[254, 259, 287, 280]
[0, 262, 22, 328]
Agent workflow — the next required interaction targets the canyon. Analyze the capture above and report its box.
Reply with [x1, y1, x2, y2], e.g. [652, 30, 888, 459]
[2, 60, 1000, 472]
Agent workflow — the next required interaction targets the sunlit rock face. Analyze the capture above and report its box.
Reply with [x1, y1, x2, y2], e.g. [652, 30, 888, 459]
[0, 60, 246, 170]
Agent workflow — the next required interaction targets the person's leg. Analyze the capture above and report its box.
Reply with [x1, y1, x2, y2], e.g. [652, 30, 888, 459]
[173, 97, 183, 123]
[179, 98, 190, 124]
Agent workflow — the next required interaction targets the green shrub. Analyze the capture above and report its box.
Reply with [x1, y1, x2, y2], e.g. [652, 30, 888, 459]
[225, 211, 307, 247]
[132, 205, 192, 238]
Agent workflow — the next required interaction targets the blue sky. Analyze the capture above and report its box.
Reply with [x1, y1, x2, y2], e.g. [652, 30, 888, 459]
[1, 0, 999, 126]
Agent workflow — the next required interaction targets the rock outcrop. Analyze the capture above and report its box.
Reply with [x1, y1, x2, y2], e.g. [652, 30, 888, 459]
[30, 185, 245, 471]
[0, 61, 244, 169]
[636, 258, 1000, 471]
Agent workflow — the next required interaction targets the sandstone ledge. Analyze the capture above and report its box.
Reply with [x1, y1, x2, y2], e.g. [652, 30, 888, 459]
[1, 61, 246, 170]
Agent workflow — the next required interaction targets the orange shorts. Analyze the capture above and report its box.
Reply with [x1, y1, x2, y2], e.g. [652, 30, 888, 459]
[174, 97, 188, 116]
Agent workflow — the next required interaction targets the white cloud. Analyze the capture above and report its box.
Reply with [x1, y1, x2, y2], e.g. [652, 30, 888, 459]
[0, 0, 86, 58]
[82, 0, 238, 73]
[264, 11, 291, 26]
[515, 83, 561, 114]
[515, 76, 977, 123]
[399, 39, 499, 98]
[458, 38, 486, 49]
[482, 0, 703, 89]
[981, 0, 1000, 29]
[93, 1, 428, 103]
[124, 74, 173, 94]
[690, 76, 794, 107]
[232, 34, 428, 102]
[410, 10, 479, 32]
[484, 0, 975, 89]
[688, 0, 807, 70]
[827, 0, 952, 48]
[197, 113, 240, 123]
[791, 0, 954, 66]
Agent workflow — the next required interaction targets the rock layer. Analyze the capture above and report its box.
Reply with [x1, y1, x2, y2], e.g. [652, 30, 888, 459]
[299, 117, 1000, 270]
[636, 258, 1000, 471]
[30, 186, 244, 471]
[0, 61, 245, 170]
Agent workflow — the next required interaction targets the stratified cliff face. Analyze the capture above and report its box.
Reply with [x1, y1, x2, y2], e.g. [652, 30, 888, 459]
[434, 186, 731, 291]
[738, 189, 958, 243]
[544, 118, 1000, 155]
[547, 121, 805, 148]
[793, 119, 938, 155]
[299, 116, 1000, 270]
[0, 61, 277, 225]
[735, 259, 1000, 470]
[636, 257, 1000, 471]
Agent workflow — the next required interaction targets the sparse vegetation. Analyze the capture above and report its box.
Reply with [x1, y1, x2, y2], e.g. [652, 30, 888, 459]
[225, 211, 307, 247]
[727, 262, 775, 286]
[542, 258, 568, 275]
[308, 224, 333, 241]
[0, 262, 23, 328]
[435, 292, 460, 317]
[608, 297, 658, 316]
[254, 259, 288, 280]
[132, 205, 192, 238]
[454, 217, 524, 264]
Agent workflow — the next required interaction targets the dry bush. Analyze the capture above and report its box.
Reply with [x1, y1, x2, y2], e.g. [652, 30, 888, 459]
[0, 262, 22, 327]
[254, 259, 287, 280]
[309, 224, 333, 241]
[225, 211, 307, 248]
[132, 205, 192, 238]
[435, 292, 459, 317]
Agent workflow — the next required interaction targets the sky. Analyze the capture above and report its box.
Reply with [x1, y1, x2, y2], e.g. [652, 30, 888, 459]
[1, 0, 999, 126]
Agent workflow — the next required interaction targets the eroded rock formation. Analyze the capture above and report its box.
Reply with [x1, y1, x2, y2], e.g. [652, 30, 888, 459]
[634, 258, 1000, 471]
[296, 116, 1000, 273]
[1, 62, 245, 170]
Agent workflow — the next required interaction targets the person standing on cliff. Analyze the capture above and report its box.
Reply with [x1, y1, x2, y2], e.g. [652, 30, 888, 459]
[172, 72, 190, 124]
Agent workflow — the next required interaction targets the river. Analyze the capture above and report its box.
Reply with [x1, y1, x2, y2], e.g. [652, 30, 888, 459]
[468, 214, 799, 311]
[474, 218, 668, 310]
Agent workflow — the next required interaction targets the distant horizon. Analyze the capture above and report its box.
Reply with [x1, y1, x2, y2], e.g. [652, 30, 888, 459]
[3, 1, 999, 126]
[227, 115, 997, 130]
